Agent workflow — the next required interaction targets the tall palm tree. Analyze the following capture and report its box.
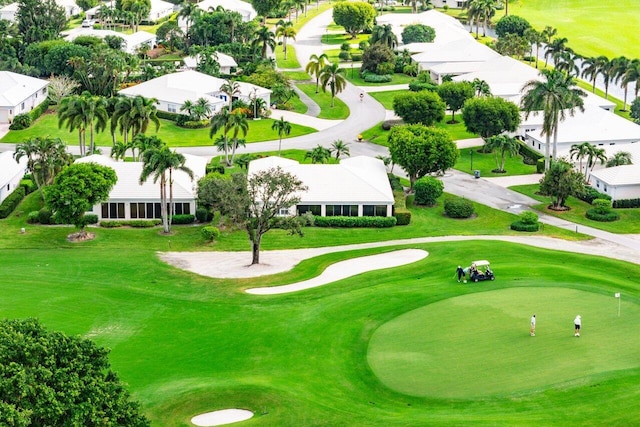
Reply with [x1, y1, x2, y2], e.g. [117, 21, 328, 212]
[545, 37, 568, 68]
[541, 26, 557, 67]
[599, 56, 616, 99]
[129, 95, 161, 138]
[477, 0, 497, 37]
[178, 2, 199, 46]
[524, 28, 544, 68]
[612, 56, 632, 111]
[133, 134, 164, 161]
[320, 63, 347, 108]
[606, 151, 632, 168]
[305, 53, 329, 94]
[330, 140, 350, 160]
[209, 107, 232, 165]
[554, 49, 581, 78]
[276, 20, 297, 60]
[569, 142, 593, 176]
[621, 59, 640, 109]
[82, 92, 109, 155]
[140, 145, 193, 234]
[14, 137, 72, 196]
[463, 0, 482, 39]
[521, 69, 586, 170]
[581, 56, 601, 93]
[271, 116, 291, 156]
[227, 110, 248, 165]
[219, 80, 241, 111]
[252, 26, 276, 59]
[111, 96, 135, 146]
[58, 94, 88, 156]
[585, 146, 607, 183]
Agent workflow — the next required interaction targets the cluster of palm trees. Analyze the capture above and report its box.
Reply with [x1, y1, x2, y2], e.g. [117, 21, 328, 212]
[13, 137, 73, 197]
[58, 93, 160, 157]
[209, 106, 249, 167]
[463, 0, 498, 39]
[569, 142, 632, 183]
[304, 140, 350, 164]
[180, 98, 214, 121]
[305, 54, 347, 107]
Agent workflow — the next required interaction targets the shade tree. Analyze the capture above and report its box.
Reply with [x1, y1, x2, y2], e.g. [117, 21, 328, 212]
[393, 91, 446, 126]
[462, 96, 520, 139]
[332, 2, 376, 39]
[401, 24, 435, 44]
[539, 159, 585, 210]
[437, 81, 474, 123]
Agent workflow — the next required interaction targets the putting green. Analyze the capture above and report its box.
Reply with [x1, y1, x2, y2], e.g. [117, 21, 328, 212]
[368, 287, 640, 399]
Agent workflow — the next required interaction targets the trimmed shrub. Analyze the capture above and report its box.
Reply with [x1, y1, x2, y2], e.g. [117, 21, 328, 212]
[613, 198, 640, 208]
[408, 80, 438, 92]
[577, 187, 611, 204]
[29, 101, 49, 122]
[350, 53, 362, 61]
[338, 51, 351, 61]
[0, 187, 26, 218]
[517, 140, 543, 165]
[362, 72, 392, 83]
[9, 114, 32, 130]
[406, 194, 415, 207]
[27, 211, 40, 224]
[444, 197, 474, 218]
[381, 119, 402, 130]
[519, 211, 539, 225]
[201, 226, 220, 241]
[156, 110, 183, 122]
[128, 219, 161, 227]
[394, 209, 411, 225]
[84, 214, 99, 224]
[99, 220, 122, 228]
[536, 158, 545, 174]
[196, 207, 213, 223]
[171, 214, 195, 224]
[20, 179, 37, 194]
[178, 120, 209, 129]
[388, 174, 403, 191]
[592, 198, 613, 214]
[585, 209, 619, 222]
[510, 221, 539, 232]
[414, 176, 443, 206]
[206, 163, 225, 175]
[38, 207, 53, 224]
[313, 216, 396, 228]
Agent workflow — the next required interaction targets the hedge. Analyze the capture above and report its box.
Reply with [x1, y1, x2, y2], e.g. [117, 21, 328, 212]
[156, 110, 184, 122]
[517, 140, 543, 165]
[510, 221, 539, 232]
[394, 209, 411, 225]
[29, 101, 49, 122]
[362, 72, 393, 83]
[178, 120, 209, 129]
[20, 179, 37, 195]
[99, 219, 161, 228]
[408, 81, 438, 92]
[444, 197, 474, 219]
[0, 187, 26, 218]
[613, 198, 640, 208]
[84, 214, 99, 225]
[578, 187, 611, 204]
[585, 209, 619, 222]
[171, 214, 195, 224]
[313, 215, 397, 228]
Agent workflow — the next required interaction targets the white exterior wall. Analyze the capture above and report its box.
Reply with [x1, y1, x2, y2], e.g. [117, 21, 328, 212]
[1, 86, 48, 124]
[0, 167, 26, 204]
[293, 202, 393, 217]
[591, 180, 640, 201]
[431, 0, 465, 8]
[91, 199, 196, 220]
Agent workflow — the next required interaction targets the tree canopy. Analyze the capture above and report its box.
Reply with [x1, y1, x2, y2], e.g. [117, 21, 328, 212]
[16, 0, 66, 45]
[333, 2, 376, 38]
[437, 81, 475, 123]
[539, 160, 585, 210]
[401, 24, 436, 44]
[388, 124, 458, 189]
[0, 318, 149, 426]
[393, 91, 446, 125]
[495, 15, 531, 37]
[461, 96, 521, 138]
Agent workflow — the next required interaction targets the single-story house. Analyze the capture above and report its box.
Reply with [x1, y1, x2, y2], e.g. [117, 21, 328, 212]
[1, 0, 80, 21]
[0, 151, 28, 204]
[118, 70, 271, 116]
[75, 154, 207, 220]
[0, 2, 18, 21]
[63, 28, 156, 55]
[430, 0, 465, 8]
[411, 38, 500, 83]
[377, 10, 473, 47]
[519, 105, 640, 158]
[247, 156, 395, 217]
[0, 71, 49, 124]
[56, 0, 81, 17]
[188, 0, 256, 22]
[183, 52, 238, 74]
[85, 0, 174, 22]
[589, 164, 640, 201]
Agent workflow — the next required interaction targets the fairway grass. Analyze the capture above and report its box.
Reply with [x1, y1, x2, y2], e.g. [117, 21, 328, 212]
[369, 287, 640, 398]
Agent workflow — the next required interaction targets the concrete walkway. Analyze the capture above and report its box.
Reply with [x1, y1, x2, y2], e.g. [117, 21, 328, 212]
[292, 85, 321, 118]
[268, 109, 337, 131]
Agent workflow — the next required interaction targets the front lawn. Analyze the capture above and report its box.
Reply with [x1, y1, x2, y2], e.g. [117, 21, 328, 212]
[275, 44, 301, 69]
[454, 146, 538, 177]
[343, 71, 416, 86]
[360, 116, 478, 146]
[296, 83, 350, 120]
[321, 32, 370, 45]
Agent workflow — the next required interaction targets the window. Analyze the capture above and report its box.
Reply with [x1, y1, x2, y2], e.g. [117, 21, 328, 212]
[297, 204, 321, 216]
[21, 102, 25, 110]
[456, 1, 463, 6]
[363, 205, 387, 217]
[173, 203, 190, 215]
[101, 203, 125, 219]
[278, 207, 290, 216]
[168, 104, 177, 113]
[595, 180, 600, 189]
[42, 88, 46, 95]
[326, 205, 358, 217]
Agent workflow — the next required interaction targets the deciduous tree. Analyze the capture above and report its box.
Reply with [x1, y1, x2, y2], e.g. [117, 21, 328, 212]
[393, 91, 446, 125]
[539, 159, 585, 210]
[332, 2, 376, 39]
[462, 96, 520, 139]
[437, 81, 474, 123]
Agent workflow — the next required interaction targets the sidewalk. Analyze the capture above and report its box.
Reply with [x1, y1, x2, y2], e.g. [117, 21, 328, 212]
[268, 109, 338, 131]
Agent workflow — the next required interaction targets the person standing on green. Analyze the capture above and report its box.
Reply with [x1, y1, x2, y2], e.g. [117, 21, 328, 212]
[574, 315, 581, 337]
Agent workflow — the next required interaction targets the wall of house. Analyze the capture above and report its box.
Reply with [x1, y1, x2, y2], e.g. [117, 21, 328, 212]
[431, 0, 465, 8]
[0, 168, 26, 205]
[2, 86, 48, 123]
[592, 179, 640, 201]
[90, 199, 196, 220]
[293, 203, 393, 217]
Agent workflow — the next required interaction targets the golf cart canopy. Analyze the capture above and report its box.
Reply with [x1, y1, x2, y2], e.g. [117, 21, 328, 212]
[472, 260, 490, 267]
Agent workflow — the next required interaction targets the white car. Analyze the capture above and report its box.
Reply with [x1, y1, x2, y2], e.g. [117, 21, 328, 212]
[81, 19, 95, 28]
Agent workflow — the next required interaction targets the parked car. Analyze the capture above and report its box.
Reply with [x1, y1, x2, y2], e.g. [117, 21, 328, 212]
[81, 19, 95, 28]
[469, 260, 494, 282]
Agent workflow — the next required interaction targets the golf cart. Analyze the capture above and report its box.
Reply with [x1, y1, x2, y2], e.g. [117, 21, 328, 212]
[469, 260, 494, 282]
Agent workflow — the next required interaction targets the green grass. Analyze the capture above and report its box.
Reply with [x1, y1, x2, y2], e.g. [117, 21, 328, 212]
[0, 112, 316, 147]
[511, 184, 640, 234]
[510, 0, 640, 58]
[454, 146, 537, 177]
[296, 83, 349, 120]
[285, 94, 308, 114]
[275, 44, 301, 69]
[321, 32, 370, 45]
[360, 116, 478, 146]
[369, 90, 403, 109]
[282, 70, 312, 81]
[323, 48, 363, 64]
[369, 286, 640, 398]
[343, 71, 416, 87]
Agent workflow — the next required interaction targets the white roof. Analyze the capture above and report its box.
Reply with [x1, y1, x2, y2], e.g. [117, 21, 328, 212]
[429, 61, 487, 75]
[590, 164, 640, 186]
[119, 70, 269, 105]
[0, 151, 27, 187]
[248, 156, 394, 204]
[411, 38, 500, 65]
[183, 52, 238, 69]
[149, 0, 174, 18]
[0, 71, 49, 107]
[63, 29, 156, 53]
[195, 0, 256, 20]
[377, 10, 472, 46]
[74, 154, 205, 201]
[0, 2, 18, 12]
[126, 30, 156, 46]
[523, 106, 640, 146]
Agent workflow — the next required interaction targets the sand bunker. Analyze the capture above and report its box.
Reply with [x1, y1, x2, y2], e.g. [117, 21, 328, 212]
[191, 409, 253, 426]
[246, 248, 428, 295]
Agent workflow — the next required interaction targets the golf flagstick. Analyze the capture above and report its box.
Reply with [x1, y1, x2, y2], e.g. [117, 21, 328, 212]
[615, 292, 621, 317]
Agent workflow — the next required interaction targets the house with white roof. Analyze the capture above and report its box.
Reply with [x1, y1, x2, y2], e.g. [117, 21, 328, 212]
[186, 0, 256, 22]
[1, 0, 80, 21]
[0, 151, 28, 204]
[118, 70, 271, 116]
[0, 2, 18, 21]
[589, 164, 640, 201]
[377, 10, 472, 46]
[148, 0, 174, 21]
[248, 156, 395, 217]
[183, 52, 238, 74]
[75, 154, 207, 220]
[63, 28, 156, 54]
[431, 0, 465, 8]
[0, 71, 49, 124]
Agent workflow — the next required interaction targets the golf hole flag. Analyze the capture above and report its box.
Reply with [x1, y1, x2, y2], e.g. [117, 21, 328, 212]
[615, 292, 621, 298]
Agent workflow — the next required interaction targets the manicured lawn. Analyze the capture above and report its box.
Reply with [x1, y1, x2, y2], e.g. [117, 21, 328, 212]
[454, 146, 538, 177]
[323, 48, 363, 64]
[0, 112, 316, 147]
[296, 83, 349, 120]
[282, 70, 312, 81]
[369, 90, 403, 110]
[344, 71, 416, 86]
[275, 44, 301, 69]
[321, 32, 370, 45]
[511, 184, 640, 234]
[510, 0, 640, 58]
[360, 116, 478, 146]
[286, 94, 308, 114]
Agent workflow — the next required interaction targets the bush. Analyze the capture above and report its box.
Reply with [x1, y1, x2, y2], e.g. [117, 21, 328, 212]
[84, 214, 98, 224]
[0, 187, 26, 218]
[201, 226, 221, 241]
[128, 219, 161, 227]
[577, 186, 611, 204]
[313, 216, 396, 228]
[536, 158, 545, 174]
[444, 197, 474, 218]
[517, 141, 544, 165]
[585, 209, 619, 222]
[406, 194, 415, 207]
[394, 209, 411, 225]
[388, 174, 403, 191]
[297, 211, 315, 226]
[9, 114, 32, 130]
[178, 120, 209, 129]
[156, 110, 184, 122]
[196, 207, 213, 223]
[518, 211, 539, 225]
[376, 62, 395, 75]
[99, 220, 122, 228]
[381, 119, 402, 130]
[510, 221, 539, 232]
[206, 162, 225, 175]
[20, 179, 37, 195]
[613, 198, 640, 208]
[414, 176, 443, 206]
[171, 214, 195, 224]
[338, 51, 351, 61]
[401, 24, 436, 44]
[38, 207, 52, 224]
[592, 198, 613, 214]
[27, 211, 40, 224]
[29, 101, 49, 122]
[408, 80, 438, 92]
[362, 71, 392, 83]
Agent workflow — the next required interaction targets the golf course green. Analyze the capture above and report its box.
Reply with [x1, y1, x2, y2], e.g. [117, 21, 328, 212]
[368, 287, 639, 398]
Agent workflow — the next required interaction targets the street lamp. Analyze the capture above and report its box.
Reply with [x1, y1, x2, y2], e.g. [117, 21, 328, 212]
[252, 87, 259, 120]
[470, 149, 474, 171]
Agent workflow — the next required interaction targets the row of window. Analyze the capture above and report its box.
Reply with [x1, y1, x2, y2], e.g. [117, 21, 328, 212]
[297, 204, 388, 217]
[101, 202, 191, 219]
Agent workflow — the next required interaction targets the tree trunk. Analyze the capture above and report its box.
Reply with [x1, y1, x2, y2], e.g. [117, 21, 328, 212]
[544, 133, 551, 171]
[168, 168, 173, 233]
[251, 237, 261, 264]
[552, 126, 558, 161]
[622, 86, 628, 111]
[161, 175, 169, 233]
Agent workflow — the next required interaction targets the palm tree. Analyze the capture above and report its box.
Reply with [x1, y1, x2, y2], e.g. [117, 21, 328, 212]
[111, 96, 135, 146]
[621, 59, 640, 109]
[319, 63, 347, 108]
[178, 2, 199, 46]
[271, 116, 291, 156]
[252, 27, 276, 59]
[472, 78, 491, 97]
[569, 142, 593, 177]
[140, 145, 193, 234]
[330, 139, 350, 160]
[209, 107, 232, 166]
[14, 137, 72, 196]
[180, 100, 195, 119]
[554, 49, 581, 78]
[276, 20, 297, 60]
[477, 0, 497, 37]
[58, 94, 88, 156]
[192, 97, 214, 120]
[599, 56, 616, 99]
[521, 69, 586, 170]
[227, 110, 248, 165]
[110, 141, 130, 161]
[585, 146, 607, 183]
[370, 24, 397, 49]
[220, 80, 241, 111]
[129, 95, 161, 138]
[305, 145, 332, 164]
[606, 151, 632, 168]
[581, 56, 601, 93]
[545, 37, 568, 68]
[484, 135, 519, 173]
[463, 0, 483, 39]
[524, 28, 544, 68]
[132, 134, 164, 161]
[305, 53, 329, 94]
[612, 56, 632, 111]
[541, 26, 557, 67]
